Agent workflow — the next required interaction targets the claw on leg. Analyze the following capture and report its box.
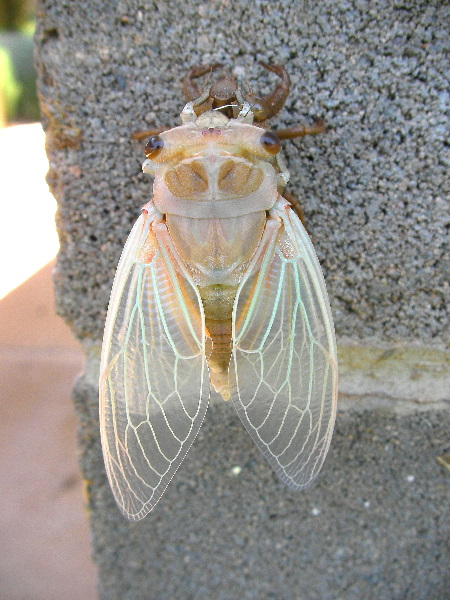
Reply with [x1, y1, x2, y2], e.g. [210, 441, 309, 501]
[182, 63, 222, 101]
[247, 63, 291, 122]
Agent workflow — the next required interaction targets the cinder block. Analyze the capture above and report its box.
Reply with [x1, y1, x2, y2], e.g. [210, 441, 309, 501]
[35, 1, 449, 598]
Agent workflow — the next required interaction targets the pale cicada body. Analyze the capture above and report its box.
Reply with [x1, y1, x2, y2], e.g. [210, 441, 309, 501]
[99, 65, 338, 520]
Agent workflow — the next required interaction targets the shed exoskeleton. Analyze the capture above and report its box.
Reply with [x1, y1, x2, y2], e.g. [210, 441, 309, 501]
[100, 64, 338, 520]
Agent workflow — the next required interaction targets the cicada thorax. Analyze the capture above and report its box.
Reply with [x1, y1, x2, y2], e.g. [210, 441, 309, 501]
[165, 212, 267, 400]
[145, 111, 282, 399]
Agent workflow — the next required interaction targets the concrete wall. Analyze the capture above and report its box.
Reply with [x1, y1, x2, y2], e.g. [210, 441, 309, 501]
[35, 0, 449, 598]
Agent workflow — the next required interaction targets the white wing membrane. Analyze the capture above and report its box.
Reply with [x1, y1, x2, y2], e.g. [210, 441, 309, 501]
[99, 205, 209, 520]
[231, 202, 338, 489]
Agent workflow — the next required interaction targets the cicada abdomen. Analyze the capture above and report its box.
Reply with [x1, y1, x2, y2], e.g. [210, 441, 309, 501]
[99, 64, 337, 520]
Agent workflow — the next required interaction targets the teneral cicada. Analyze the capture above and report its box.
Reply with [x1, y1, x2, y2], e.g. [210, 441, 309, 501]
[99, 64, 338, 520]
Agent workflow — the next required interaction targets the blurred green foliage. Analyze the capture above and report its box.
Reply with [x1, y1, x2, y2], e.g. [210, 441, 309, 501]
[0, 47, 22, 122]
[0, 0, 39, 125]
[0, 0, 35, 32]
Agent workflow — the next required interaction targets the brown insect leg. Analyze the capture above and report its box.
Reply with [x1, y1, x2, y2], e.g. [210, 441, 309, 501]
[131, 126, 168, 141]
[250, 63, 290, 122]
[283, 190, 309, 231]
[182, 63, 222, 101]
[276, 118, 326, 140]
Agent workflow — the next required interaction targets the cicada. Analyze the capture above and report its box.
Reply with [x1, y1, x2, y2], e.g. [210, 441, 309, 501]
[99, 64, 338, 520]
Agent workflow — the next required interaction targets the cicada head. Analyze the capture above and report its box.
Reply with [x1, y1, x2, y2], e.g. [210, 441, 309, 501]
[141, 111, 285, 219]
[137, 63, 327, 197]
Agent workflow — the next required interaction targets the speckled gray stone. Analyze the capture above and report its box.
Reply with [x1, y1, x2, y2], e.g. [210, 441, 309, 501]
[75, 373, 449, 600]
[35, 0, 449, 344]
[34, 0, 449, 598]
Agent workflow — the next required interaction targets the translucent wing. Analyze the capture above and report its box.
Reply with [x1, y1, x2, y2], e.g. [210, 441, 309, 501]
[99, 204, 210, 520]
[231, 200, 338, 489]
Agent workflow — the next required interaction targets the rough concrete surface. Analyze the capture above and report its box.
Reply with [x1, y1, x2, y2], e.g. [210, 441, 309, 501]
[76, 374, 449, 600]
[34, 0, 449, 599]
[35, 0, 449, 344]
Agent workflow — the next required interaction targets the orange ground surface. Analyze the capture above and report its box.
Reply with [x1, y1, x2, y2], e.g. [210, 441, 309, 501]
[0, 125, 97, 600]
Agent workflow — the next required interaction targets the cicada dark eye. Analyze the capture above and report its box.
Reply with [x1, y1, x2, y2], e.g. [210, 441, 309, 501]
[260, 130, 281, 155]
[145, 135, 164, 159]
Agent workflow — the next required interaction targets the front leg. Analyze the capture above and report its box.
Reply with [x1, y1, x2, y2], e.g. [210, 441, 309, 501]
[282, 190, 308, 231]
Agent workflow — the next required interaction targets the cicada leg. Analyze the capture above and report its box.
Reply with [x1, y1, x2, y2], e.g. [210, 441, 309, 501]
[182, 63, 222, 100]
[131, 126, 168, 141]
[282, 190, 308, 230]
[247, 63, 291, 122]
[276, 118, 326, 140]
[273, 118, 326, 230]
